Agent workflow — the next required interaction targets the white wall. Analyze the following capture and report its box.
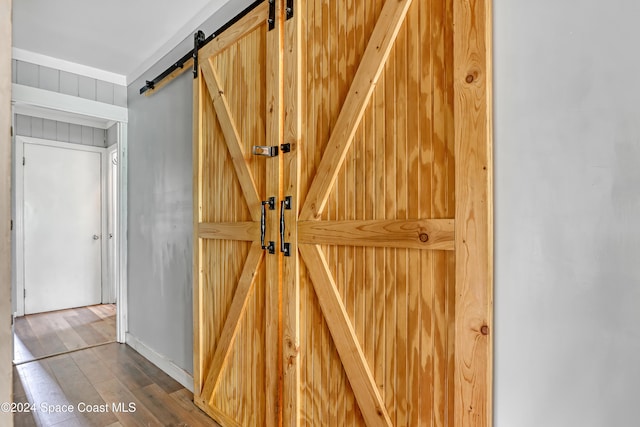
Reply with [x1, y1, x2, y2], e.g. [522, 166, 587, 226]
[494, 1, 640, 425]
[0, 0, 13, 424]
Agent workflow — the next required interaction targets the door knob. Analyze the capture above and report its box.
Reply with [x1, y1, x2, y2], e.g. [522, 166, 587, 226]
[93, 235, 100, 240]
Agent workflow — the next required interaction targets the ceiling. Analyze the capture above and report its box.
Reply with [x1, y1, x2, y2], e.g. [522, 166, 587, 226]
[12, 0, 234, 84]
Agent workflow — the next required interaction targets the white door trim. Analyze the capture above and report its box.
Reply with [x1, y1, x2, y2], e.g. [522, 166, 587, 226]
[105, 144, 118, 304]
[116, 122, 128, 344]
[14, 136, 107, 316]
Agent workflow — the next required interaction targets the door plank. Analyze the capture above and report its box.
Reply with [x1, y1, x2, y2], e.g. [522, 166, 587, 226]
[453, 0, 493, 426]
[298, 219, 454, 250]
[200, 58, 262, 221]
[193, 73, 204, 396]
[201, 242, 265, 402]
[198, 221, 259, 241]
[265, 1, 284, 425]
[299, 243, 392, 427]
[282, 1, 302, 424]
[299, 0, 413, 221]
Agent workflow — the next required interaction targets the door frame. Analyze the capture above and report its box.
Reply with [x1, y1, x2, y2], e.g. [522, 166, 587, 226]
[14, 136, 107, 315]
[105, 143, 118, 304]
[10, 90, 128, 343]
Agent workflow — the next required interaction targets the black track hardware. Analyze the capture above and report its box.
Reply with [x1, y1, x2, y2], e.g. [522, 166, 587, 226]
[139, 0, 265, 95]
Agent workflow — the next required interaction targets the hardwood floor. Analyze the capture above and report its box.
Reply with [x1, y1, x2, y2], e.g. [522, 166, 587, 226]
[13, 343, 220, 427]
[12, 306, 219, 426]
[14, 305, 117, 364]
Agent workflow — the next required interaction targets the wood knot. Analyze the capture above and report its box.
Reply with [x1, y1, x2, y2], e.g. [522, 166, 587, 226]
[419, 233, 429, 243]
[465, 74, 475, 83]
[480, 325, 489, 336]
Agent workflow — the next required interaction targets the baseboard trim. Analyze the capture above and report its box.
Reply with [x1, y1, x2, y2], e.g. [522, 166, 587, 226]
[125, 332, 193, 392]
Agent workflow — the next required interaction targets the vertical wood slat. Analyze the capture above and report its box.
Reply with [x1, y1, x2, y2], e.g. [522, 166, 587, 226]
[192, 74, 204, 397]
[453, 0, 493, 426]
[283, 0, 302, 424]
[265, 1, 284, 425]
[299, 0, 413, 221]
[299, 244, 392, 427]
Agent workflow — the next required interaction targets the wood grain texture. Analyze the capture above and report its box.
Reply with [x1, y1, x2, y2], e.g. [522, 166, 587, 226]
[198, 222, 260, 241]
[299, 0, 413, 221]
[193, 73, 204, 397]
[281, 0, 305, 424]
[192, 0, 492, 425]
[453, 0, 493, 425]
[198, 1, 270, 61]
[201, 242, 264, 402]
[293, 1, 461, 425]
[299, 244, 392, 427]
[298, 219, 454, 250]
[265, 2, 284, 425]
[195, 14, 272, 427]
[201, 58, 261, 221]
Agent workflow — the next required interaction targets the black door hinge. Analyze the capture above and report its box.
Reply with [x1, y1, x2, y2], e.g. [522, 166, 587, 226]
[23, 157, 25, 166]
[286, 0, 294, 20]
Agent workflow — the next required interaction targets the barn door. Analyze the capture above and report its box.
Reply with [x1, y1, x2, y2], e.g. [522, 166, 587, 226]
[281, 1, 492, 427]
[193, 2, 283, 426]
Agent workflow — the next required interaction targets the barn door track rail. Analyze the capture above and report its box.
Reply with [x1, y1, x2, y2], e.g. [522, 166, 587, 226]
[140, 0, 275, 95]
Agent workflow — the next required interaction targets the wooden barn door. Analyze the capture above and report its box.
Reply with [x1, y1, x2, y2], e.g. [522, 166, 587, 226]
[281, 0, 492, 427]
[194, 0, 491, 426]
[192, 2, 283, 426]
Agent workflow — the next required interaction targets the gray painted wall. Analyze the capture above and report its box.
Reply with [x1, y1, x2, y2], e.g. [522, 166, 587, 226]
[494, 1, 640, 426]
[126, 0, 253, 375]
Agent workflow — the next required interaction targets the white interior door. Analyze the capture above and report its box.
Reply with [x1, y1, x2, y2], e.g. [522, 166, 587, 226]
[23, 141, 103, 314]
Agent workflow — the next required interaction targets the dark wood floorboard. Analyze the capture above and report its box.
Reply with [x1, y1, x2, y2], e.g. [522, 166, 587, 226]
[13, 343, 220, 427]
[14, 305, 116, 364]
